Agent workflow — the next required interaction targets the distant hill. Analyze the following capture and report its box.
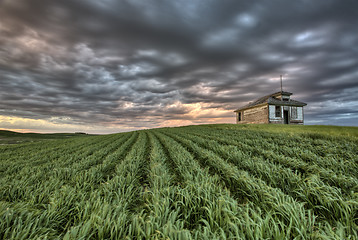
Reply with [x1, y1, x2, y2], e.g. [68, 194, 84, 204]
[0, 130, 92, 144]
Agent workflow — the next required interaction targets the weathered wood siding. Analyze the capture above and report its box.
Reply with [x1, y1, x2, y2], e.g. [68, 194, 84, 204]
[269, 105, 276, 119]
[269, 105, 282, 121]
[269, 105, 284, 124]
[236, 92, 306, 125]
[289, 106, 304, 124]
[239, 105, 268, 124]
[268, 105, 304, 124]
[297, 107, 303, 121]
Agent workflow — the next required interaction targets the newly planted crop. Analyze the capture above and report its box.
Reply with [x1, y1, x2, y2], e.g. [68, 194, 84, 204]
[0, 124, 357, 239]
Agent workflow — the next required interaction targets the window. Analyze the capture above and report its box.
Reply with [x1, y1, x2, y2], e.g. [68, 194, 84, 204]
[281, 95, 290, 101]
[238, 112, 243, 121]
[291, 107, 297, 119]
[275, 106, 281, 118]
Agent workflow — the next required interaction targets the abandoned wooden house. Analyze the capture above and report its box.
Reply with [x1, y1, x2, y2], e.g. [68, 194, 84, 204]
[234, 91, 307, 124]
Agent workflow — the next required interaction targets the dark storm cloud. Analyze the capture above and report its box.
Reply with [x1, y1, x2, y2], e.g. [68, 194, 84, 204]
[1, 0, 358, 132]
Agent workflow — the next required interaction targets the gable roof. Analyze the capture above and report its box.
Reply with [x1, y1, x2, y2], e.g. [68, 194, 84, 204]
[234, 91, 307, 112]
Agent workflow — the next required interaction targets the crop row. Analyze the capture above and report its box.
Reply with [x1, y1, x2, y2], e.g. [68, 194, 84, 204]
[1, 127, 357, 239]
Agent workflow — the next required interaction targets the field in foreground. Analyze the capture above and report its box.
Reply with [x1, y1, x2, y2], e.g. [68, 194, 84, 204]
[0, 124, 357, 239]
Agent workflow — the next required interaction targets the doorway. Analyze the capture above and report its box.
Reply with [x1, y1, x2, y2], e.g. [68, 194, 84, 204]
[284, 110, 289, 124]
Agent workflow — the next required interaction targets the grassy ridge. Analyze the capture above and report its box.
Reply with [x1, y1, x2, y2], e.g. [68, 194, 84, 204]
[200, 124, 358, 138]
[0, 124, 357, 239]
[0, 130, 92, 144]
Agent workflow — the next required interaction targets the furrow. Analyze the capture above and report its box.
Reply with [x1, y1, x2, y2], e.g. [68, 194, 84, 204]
[180, 128, 358, 195]
[157, 129, 326, 238]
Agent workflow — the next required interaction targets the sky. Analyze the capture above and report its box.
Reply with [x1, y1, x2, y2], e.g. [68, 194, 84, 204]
[1, 0, 358, 133]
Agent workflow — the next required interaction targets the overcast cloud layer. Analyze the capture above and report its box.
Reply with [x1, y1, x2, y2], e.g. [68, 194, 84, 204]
[1, 0, 358, 133]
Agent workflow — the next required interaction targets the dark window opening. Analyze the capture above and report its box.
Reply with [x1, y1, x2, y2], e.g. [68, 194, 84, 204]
[275, 106, 281, 118]
[238, 112, 243, 121]
[284, 110, 289, 124]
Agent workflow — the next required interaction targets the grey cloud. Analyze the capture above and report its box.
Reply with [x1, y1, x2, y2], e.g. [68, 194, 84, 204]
[1, 0, 358, 132]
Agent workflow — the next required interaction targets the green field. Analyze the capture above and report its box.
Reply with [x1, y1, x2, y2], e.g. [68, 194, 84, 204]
[1, 124, 357, 239]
